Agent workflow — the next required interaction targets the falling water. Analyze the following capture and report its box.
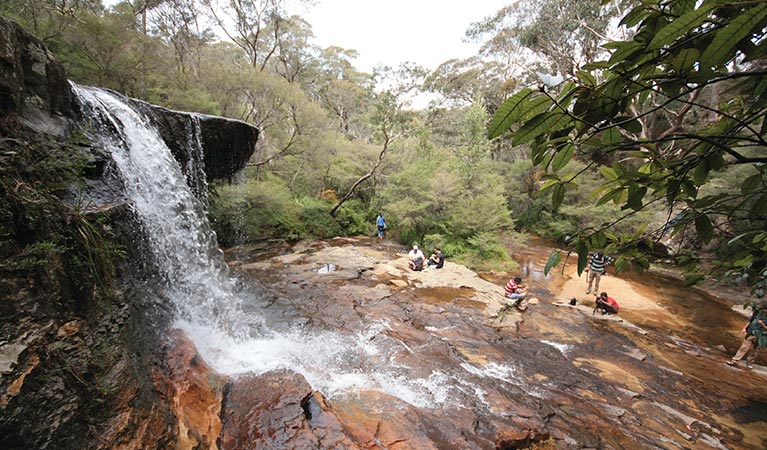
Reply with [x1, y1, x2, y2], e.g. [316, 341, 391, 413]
[73, 85, 497, 409]
[74, 85, 254, 337]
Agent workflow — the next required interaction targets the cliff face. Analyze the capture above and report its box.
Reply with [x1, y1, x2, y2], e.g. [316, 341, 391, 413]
[0, 17, 256, 450]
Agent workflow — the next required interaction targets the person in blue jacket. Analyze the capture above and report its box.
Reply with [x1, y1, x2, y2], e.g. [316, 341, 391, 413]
[376, 213, 386, 239]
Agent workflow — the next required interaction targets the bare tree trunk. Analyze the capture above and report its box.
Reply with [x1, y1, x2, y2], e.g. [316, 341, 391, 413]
[330, 131, 395, 217]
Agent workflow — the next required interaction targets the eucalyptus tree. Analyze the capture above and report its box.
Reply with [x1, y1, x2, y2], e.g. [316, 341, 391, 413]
[270, 15, 317, 83]
[301, 46, 374, 138]
[466, 0, 630, 78]
[329, 63, 427, 217]
[202, 0, 310, 72]
[145, 0, 214, 83]
[489, 0, 767, 297]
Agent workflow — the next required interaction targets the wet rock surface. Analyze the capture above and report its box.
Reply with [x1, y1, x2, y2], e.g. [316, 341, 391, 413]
[220, 370, 359, 450]
[222, 236, 767, 449]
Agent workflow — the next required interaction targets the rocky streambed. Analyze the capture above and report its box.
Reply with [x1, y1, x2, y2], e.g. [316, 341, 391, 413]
[153, 236, 767, 450]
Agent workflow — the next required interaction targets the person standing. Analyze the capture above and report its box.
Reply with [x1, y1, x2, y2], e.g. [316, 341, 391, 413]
[376, 213, 386, 239]
[726, 303, 767, 369]
[586, 252, 614, 294]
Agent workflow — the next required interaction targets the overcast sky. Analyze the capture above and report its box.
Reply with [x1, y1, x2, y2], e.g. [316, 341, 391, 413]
[291, 0, 510, 72]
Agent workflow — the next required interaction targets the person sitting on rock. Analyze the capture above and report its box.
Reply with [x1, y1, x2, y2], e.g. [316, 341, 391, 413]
[408, 245, 425, 271]
[595, 292, 619, 315]
[426, 247, 444, 270]
[503, 276, 528, 308]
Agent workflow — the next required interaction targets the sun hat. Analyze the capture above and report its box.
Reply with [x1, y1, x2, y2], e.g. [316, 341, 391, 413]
[413, 245, 418, 250]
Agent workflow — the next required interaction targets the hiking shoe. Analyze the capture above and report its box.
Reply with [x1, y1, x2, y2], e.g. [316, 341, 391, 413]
[586, 290, 591, 294]
[746, 363, 754, 369]
[725, 360, 738, 366]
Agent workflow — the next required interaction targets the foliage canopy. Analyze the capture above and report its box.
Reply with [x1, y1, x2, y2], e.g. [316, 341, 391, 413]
[490, 0, 767, 296]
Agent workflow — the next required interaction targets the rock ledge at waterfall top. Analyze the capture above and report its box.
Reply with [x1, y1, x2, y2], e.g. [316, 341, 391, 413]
[0, 16, 257, 181]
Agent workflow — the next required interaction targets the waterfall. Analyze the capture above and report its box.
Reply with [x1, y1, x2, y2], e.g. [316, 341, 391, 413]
[74, 85, 257, 337]
[74, 85, 470, 408]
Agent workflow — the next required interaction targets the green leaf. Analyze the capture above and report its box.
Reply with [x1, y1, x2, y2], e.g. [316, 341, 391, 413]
[614, 256, 628, 273]
[576, 241, 588, 275]
[551, 143, 575, 172]
[741, 174, 761, 194]
[602, 127, 622, 146]
[608, 41, 644, 66]
[588, 232, 607, 250]
[552, 183, 565, 210]
[620, 4, 650, 27]
[648, 2, 719, 50]
[513, 112, 564, 145]
[487, 88, 534, 139]
[600, 166, 618, 181]
[596, 188, 622, 207]
[700, 3, 767, 70]
[576, 70, 597, 87]
[695, 214, 714, 243]
[693, 162, 709, 186]
[671, 48, 700, 74]
[539, 178, 560, 193]
[543, 251, 562, 276]
[582, 61, 612, 71]
[521, 95, 555, 121]
[683, 273, 706, 287]
[627, 185, 647, 210]
[616, 117, 643, 134]
[752, 194, 767, 214]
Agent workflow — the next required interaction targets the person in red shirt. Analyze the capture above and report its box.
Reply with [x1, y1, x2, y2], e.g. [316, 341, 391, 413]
[595, 292, 619, 315]
[504, 276, 528, 307]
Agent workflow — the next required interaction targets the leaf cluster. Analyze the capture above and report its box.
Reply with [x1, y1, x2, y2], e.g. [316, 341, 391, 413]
[490, 0, 767, 294]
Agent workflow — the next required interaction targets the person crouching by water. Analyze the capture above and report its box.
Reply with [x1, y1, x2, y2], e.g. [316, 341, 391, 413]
[726, 302, 767, 369]
[504, 276, 528, 308]
[408, 245, 425, 271]
[595, 292, 619, 315]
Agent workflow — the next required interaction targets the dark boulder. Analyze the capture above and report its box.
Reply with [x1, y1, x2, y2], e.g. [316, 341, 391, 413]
[119, 97, 258, 183]
[0, 16, 73, 135]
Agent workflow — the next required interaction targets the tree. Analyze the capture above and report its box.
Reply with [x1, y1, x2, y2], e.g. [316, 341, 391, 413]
[466, 0, 630, 77]
[203, 0, 307, 71]
[309, 46, 373, 138]
[453, 101, 493, 189]
[490, 0, 767, 297]
[329, 63, 427, 217]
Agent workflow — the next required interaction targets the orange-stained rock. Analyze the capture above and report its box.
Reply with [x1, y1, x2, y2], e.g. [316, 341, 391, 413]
[0, 353, 39, 406]
[56, 320, 81, 339]
[219, 370, 360, 450]
[155, 330, 229, 450]
[495, 428, 550, 450]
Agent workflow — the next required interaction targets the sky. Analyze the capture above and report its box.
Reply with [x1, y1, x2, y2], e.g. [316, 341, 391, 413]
[291, 0, 510, 73]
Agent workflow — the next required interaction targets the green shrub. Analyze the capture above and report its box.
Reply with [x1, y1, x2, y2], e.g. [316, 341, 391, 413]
[298, 197, 342, 238]
[209, 176, 304, 244]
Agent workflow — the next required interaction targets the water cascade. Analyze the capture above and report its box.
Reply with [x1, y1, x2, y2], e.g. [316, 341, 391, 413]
[73, 86, 472, 408]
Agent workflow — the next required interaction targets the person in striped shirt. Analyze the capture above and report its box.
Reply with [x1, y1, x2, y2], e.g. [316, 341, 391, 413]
[504, 276, 528, 308]
[586, 252, 614, 295]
